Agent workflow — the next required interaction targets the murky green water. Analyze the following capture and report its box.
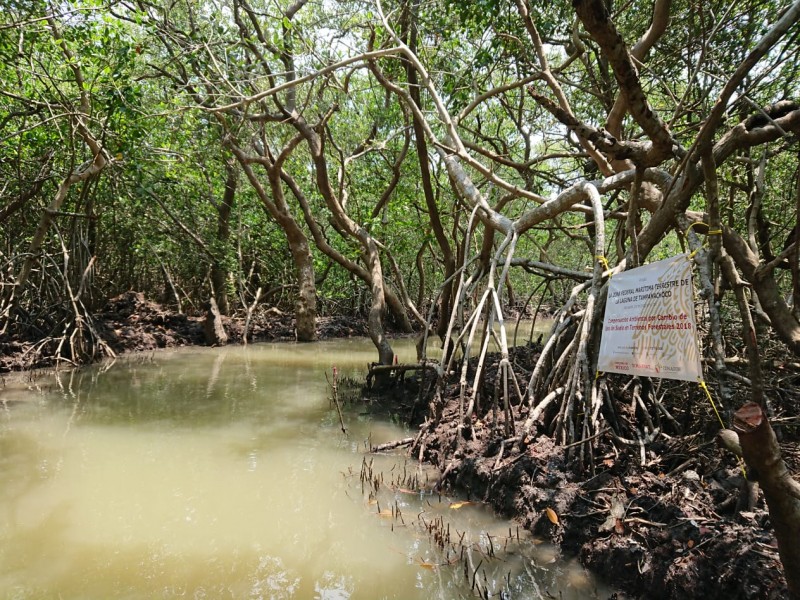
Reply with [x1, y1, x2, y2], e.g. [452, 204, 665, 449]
[0, 338, 608, 599]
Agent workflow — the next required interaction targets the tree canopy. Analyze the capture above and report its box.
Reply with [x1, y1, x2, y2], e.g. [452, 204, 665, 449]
[1, 0, 798, 371]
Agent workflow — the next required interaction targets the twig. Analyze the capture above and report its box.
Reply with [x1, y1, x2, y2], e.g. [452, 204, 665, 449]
[370, 437, 414, 453]
[563, 427, 610, 449]
[326, 366, 347, 435]
[242, 286, 263, 345]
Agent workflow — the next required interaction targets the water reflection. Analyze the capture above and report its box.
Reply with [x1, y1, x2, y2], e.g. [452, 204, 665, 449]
[0, 338, 608, 599]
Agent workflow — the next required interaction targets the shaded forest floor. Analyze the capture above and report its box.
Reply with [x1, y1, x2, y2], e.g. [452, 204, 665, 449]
[3, 291, 799, 599]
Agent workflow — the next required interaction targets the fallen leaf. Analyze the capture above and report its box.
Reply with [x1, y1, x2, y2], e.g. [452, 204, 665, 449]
[545, 507, 559, 525]
[449, 501, 474, 510]
[687, 539, 695, 548]
[614, 518, 625, 535]
[609, 495, 626, 518]
[600, 495, 626, 534]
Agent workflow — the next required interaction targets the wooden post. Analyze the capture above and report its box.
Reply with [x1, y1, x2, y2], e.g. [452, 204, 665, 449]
[734, 402, 800, 599]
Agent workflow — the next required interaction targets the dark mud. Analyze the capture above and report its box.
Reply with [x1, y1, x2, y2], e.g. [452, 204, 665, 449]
[1, 291, 369, 372]
[385, 344, 799, 599]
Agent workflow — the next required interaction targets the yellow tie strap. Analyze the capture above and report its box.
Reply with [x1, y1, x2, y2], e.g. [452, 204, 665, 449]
[699, 379, 725, 430]
[685, 223, 723, 258]
[596, 255, 612, 278]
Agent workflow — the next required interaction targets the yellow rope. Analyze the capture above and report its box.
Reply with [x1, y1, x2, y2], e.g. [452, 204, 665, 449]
[684, 221, 708, 237]
[596, 254, 611, 278]
[699, 379, 725, 430]
[685, 222, 723, 259]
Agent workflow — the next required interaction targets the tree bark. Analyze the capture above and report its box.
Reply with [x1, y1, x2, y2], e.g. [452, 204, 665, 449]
[573, 0, 676, 166]
[365, 237, 395, 366]
[281, 165, 411, 333]
[210, 158, 237, 315]
[264, 174, 317, 342]
[734, 403, 800, 599]
[227, 140, 318, 342]
[290, 237, 318, 342]
[203, 297, 228, 346]
[290, 115, 397, 361]
[723, 226, 800, 355]
[402, 0, 456, 343]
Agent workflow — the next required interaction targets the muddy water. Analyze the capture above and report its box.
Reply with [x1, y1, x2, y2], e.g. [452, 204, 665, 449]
[0, 338, 607, 599]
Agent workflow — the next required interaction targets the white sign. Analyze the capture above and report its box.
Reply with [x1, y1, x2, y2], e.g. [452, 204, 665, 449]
[597, 253, 701, 381]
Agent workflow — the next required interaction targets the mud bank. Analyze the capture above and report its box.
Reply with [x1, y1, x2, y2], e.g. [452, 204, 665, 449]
[380, 344, 798, 599]
[1, 291, 370, 373]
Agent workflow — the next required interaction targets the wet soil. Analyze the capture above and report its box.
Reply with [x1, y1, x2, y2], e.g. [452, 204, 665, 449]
[375, 344, 800, 599]
[0, 291, 369, 372]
